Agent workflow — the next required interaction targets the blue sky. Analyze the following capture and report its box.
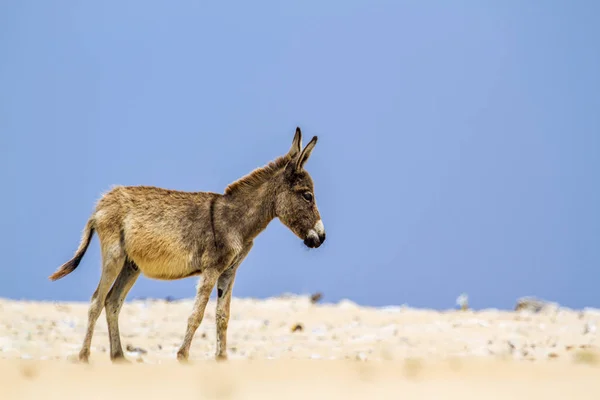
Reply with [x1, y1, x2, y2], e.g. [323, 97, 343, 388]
[2, 1, 599, 310]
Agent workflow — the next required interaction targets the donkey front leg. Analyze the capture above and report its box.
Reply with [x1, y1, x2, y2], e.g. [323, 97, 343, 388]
[215, 244, 252, 361]
[215, 268, 236, 361]
[177, 269, 220, 362]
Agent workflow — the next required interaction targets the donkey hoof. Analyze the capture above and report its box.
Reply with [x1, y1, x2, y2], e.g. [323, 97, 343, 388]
[215, 354, 228, 362]
[177, 351, 190, 364]
[77, 351, 90, 364]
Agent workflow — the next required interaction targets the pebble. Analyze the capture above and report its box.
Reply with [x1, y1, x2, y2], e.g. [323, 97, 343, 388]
[583, 322, 596, 335]
[126, 344, 148, 354]
[515, 297, 559, 314]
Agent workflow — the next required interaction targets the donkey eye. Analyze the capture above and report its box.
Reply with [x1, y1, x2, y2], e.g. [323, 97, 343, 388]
[302, 192, 313, 202]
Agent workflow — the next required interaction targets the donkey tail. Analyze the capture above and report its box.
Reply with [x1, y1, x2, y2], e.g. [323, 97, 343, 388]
[49, 217, 96, 281]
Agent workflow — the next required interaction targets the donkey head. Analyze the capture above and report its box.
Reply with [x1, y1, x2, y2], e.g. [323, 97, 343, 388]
[275, 127, 326, 249]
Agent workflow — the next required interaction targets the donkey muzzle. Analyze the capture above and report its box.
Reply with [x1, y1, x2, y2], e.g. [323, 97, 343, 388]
[304, 220, 326, 248]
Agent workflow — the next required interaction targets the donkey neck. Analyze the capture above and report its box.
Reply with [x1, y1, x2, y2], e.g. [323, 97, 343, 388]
[220, 178, 279, 242]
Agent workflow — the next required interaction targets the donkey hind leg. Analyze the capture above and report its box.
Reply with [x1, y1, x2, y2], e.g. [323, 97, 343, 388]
[176, 269, 220, 362]
[105, 258, 140, 363]
[78, 243, 125, 363]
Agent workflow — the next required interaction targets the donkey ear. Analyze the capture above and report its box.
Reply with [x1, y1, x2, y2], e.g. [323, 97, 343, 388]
[287, 127, 303, 158]
[295, 135, 318, 171]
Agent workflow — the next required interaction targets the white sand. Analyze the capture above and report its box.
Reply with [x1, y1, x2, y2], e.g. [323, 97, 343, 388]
[1, 295, 599, 399]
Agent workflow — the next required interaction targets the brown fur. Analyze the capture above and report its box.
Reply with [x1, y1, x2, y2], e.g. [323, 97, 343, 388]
[49, 127, 325, 363]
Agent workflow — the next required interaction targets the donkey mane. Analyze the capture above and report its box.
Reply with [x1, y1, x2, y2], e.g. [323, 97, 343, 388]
[223, 154, 291, 195]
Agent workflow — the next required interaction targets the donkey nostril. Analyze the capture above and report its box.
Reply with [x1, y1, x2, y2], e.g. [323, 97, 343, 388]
[319, 233, 326, 243]
[304, 236, 320, 248]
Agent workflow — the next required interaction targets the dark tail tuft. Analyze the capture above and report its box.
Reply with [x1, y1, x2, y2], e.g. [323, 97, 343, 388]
[49, 218, 95, 281]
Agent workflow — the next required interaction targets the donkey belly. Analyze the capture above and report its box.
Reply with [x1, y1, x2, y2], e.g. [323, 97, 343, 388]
[124, 243, 199, 280]
[135, 257, 200, 280]
[119, 209, 207, 280]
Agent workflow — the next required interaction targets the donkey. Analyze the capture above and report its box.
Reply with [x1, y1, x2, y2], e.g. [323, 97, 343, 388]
[49, 127, 326, 363]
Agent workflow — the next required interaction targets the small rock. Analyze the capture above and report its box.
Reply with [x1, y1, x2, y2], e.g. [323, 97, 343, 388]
[584, 322, 596, 335]
[126, 344, 147, 354]
[456, 293, 469, 311]
[514, 297, 559, 314]
[291, 323, 304, 333]
[310, 292, 323, 304]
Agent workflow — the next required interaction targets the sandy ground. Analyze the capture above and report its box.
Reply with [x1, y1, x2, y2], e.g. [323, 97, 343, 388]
[1, 295, 599, 399]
